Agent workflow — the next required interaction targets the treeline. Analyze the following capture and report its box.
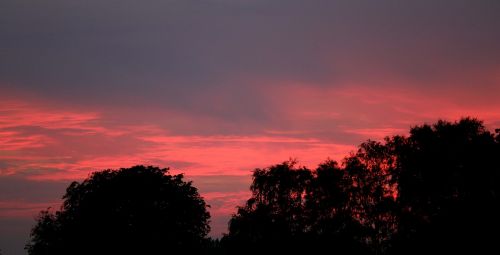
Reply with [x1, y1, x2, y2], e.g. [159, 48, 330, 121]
[27, 118, 500, 254]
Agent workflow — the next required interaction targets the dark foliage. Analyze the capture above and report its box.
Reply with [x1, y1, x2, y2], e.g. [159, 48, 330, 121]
[390, 118, 500, 254]
[224, 118, 500, 254]
[25, 118, 500, 254]
[222, 160, 374, 253]
[222, 161, 314, 253]
[26, 166, 210, 255]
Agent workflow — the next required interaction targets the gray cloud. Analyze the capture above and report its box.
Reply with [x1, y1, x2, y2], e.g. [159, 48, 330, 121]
[0, 175, 67, 203]
[189, 174, 251, 193]
[0, 218, 33, 255]
[0, 175, 67, 254]
[2, 0, 499, 110]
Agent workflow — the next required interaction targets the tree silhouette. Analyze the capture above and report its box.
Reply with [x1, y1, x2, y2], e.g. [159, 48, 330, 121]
[26, 165, 210, 255]
[390, 118, 500, 254]
[306, 160, 373, 253]
[223, 160, 371, 253]
[222, 161, 313, 252]
[24, 118, 500, 254]
[224, 118, 500, 254]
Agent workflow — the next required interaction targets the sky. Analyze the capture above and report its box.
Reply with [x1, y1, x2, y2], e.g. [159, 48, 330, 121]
[1, 0, 500, 254]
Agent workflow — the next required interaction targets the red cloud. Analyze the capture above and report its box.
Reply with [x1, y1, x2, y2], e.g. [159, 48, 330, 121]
[0, 131, 50, 151]
[2, 84, 499, 238]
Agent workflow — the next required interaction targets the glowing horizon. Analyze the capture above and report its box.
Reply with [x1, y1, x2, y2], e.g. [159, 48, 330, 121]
[2, 85, 499, 238]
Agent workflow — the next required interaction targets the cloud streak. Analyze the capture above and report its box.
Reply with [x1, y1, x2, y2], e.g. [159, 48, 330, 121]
[3, 83, 499, 238]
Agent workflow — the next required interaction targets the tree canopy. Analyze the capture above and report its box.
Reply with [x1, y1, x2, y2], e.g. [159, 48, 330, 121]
[224, 118, 500, 254]
[26, 165, 210, 255]
[26, 118, 500, 254]
[391, 118, 500, 254]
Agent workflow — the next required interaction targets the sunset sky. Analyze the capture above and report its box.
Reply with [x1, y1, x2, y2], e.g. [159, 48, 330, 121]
[1, 1, 500, 254]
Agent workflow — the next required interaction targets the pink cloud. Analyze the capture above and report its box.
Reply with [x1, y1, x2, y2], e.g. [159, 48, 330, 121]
[2, 83, 499, 237]
[0, 100, 100, 130]
[203, 191, 251, 215]
[201, 190, 251, 236]
[0, 95, 361, 238]
[343, 128, 408, 140]
[138, 134, 354, 176]
[0, 130, 51, 151]
[263, 82, 500, 141]
[3, 86, 499, 179]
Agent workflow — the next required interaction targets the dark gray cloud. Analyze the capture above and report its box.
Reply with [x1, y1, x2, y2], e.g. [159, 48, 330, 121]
[0, 218, 33, 255]
[2, 0, 499, 112]
[189, 174, 251, 193]
[0, 175, 67, 255]
[0, 174, 67, 203]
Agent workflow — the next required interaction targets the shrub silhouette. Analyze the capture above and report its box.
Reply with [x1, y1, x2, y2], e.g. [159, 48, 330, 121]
[26, 166, 210, 255]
